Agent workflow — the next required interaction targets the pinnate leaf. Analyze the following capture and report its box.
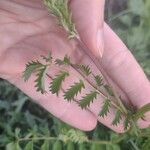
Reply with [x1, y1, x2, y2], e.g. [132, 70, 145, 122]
[99, 99, 111, 117]
[50, 71, 69, 95]
[64, 80, 85, 101]
[79, 91, 98, 109]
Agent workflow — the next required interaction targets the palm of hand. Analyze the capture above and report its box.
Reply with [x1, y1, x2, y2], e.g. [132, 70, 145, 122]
[0, 0, 150, 132]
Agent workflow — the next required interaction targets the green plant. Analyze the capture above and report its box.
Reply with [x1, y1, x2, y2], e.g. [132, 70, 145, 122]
[23, 0, 150, 133]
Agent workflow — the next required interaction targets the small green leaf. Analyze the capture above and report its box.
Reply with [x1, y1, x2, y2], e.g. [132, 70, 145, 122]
[64, 80, 85, 101]
[41, 140, 49, 150]
[99, 99, 111, 117]
[25, 141, 33, 150]
[41, 52, 53, 62]
[78, 64, 92, 76]
[112, 110, 122, 126]
[67, 142, 75, 150]
[6, 142, 21, 150]
[79, 91, 98, 109]
[23, 61, 43, 81]
[93, 75, 103, 86]
[55, 55, 71, 66]
[133, 103, 150, 121]
[124, 117, 130, 130]
[50, 71, 69, 96]
[53, 140, 62, 150]
[104, 85, 115, 96]
[35, 65, 47, 94]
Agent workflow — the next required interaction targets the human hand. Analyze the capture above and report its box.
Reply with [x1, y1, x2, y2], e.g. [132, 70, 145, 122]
[0, 0, 150, 133]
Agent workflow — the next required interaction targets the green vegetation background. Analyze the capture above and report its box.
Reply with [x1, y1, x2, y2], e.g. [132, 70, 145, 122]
[0, 0, 150, 149]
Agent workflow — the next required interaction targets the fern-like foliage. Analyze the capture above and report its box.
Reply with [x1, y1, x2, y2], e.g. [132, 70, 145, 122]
[99, 99, 111, 117]
[44, 0, 77, 38]
[64, 80, 85, 101]
[67, 129, 88, 144]
[34, 66, 48, 94]
[50, 71, 69, 96]
[23, 61, 44, 81]
[94, 75, 103, 87]
[55, 55, 71, 66]
[77, 64, 92, 76]
[79, 91, 98, 109]
[112, 110, 122, 126]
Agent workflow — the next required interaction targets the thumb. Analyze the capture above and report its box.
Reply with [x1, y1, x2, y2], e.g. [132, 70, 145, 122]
[69, 0, 105, 57]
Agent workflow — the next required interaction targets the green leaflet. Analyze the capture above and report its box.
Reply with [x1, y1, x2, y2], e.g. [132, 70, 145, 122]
[53, 140, 62, 150]
[55, 55, 71, 66]
[104, 85, 115, 97]
[6, 142, 21, 150]
[91, 144, 105, 150]
[124, 117, 130, 130]
[78, 64, 92, 76]
[25, 141, 33, 150]
[23, 61, 43, 81]
[66, 142, 75, 150]
[99, 99, 111, 118]
[133, 103, 150, 121]
[41, 140, 49, 150]
[64, 80, 85, 101]
[79, 91, 98, 109]
[23, 60, 47, 94]
[50, 71, 69, 96]
[35, 66, 48, 94]
[41, 52, 53, 63]
[93, 75, 103, 87]
[112, 110, 122, 126]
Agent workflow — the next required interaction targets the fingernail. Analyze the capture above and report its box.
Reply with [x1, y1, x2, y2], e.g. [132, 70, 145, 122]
[97, 29, 104, 58]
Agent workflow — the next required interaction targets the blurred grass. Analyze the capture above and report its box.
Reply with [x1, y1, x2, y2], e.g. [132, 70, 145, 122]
[0, 0, 150, 149]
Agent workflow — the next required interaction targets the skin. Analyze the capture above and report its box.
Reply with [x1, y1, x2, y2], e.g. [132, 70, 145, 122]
[0, 0, 150, 133]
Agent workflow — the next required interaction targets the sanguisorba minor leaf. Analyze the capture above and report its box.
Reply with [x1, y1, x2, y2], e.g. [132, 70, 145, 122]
[50, 71, 69, 96]
[64, 80, 85, 101]
[35, 65, 48, 94]
[99, 99, 111, 118]
[112, 110, 122, 126]
[23, 61, 44, 81]
[79, 91, 98, 109]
